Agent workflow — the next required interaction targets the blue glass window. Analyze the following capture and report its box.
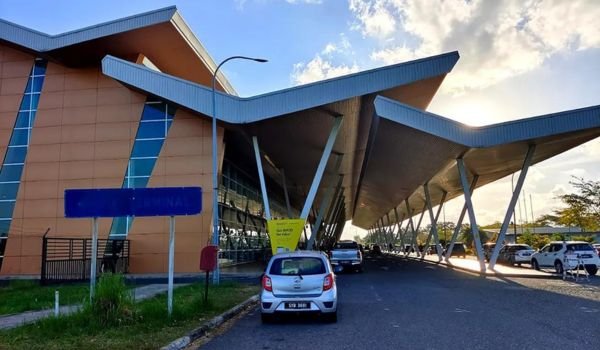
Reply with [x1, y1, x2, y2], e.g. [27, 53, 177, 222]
[15, 112, 33, 128]
[4, 147, 27, 164]
[131, 139, 164, 158]
[0, 164, 24, 182]
[0, 183, 19, 200]
[0, 59, 46, 269]
[9, 129, 30, 146]
[20, 94, 40, 111]
[128, 158, 156, 177]
[108, 98, 175, 239]
[0, 221, 10, 235]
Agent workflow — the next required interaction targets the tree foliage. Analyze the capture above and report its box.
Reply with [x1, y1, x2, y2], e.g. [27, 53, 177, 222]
[554, 177, 600, 231]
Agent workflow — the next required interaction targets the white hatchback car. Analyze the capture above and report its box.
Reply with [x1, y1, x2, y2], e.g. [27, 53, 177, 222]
[260, 251, 337, 323]
[531, 241, 600, 275]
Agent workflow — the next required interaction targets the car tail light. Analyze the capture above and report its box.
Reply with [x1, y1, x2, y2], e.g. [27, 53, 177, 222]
[323, 273, 334, 291]
[262, 275, 272, 292]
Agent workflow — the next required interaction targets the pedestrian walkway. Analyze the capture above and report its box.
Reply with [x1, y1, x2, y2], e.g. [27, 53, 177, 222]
[0, 283, 179, 330]
[395, 252, 555, 278]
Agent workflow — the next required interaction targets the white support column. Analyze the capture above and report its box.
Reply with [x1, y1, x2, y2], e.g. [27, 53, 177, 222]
[457, 158, 486, 273]
[385, 214, 393, 248]
[411, 204, 427, 256]
[253, 136, 271, 220]
[300, 116, 343, 219]
[489, 145, 536, 270]
[422, 184, 447, 261]
[380, 218, 388, 247]
[403, 200, 415, 256]
[445, 175, 479, 261]
[393, 208, 405, 251]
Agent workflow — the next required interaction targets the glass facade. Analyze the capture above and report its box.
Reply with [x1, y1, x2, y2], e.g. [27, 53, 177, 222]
[0, 58, 47, 268]
[218, 159, 296, 263]
[108, 98, 176, 239]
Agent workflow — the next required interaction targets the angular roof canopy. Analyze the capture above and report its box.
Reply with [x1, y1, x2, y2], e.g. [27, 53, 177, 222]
[3, 7, 600, 231]
[0, 6, 236, 94]
[101, 54, 600, 230]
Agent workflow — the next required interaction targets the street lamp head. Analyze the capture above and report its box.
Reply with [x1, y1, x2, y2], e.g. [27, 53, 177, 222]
[253, 58, 268, 63]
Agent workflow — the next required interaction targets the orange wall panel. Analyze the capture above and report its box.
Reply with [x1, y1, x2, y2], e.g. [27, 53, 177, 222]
[1, 45, 219, 276]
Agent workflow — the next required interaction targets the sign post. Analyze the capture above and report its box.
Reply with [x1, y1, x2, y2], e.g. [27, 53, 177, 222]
[65, 187, 202, 314]
[168, 216, 175, 315]
[90, 217, 98, 301]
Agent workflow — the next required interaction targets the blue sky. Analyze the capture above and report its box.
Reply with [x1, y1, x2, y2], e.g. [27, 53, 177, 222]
[2, 0, 599, 235]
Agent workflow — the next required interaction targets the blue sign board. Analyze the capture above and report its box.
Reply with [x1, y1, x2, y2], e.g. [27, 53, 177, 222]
[65, 187, 202, 218]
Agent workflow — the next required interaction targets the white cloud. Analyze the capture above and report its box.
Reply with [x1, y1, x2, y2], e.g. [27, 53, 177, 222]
[349, 0, 397, 39]
[292, 34, 358, 85]
[291, 55, 360, 85]
[349, 0, 600, 94]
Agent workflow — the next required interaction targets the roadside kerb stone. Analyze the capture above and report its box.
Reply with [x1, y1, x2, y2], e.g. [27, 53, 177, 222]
[161, 294, 259, 350]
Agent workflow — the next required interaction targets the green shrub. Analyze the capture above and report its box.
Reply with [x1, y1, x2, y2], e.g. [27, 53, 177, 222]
[85, 273, 135, 326]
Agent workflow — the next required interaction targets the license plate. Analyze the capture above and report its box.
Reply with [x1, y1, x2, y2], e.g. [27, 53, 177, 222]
[341, 260, 351, 265]
[285, 302, 310, 310]
[522, 253, 531, 256]
[580, 254, 592, 258]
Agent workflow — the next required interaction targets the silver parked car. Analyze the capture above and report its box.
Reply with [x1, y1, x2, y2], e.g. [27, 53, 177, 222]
[496, 244, 535, 266]
[260, 251, 338, 323]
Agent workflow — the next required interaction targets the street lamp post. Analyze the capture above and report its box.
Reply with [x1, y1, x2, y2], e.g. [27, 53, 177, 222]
[211, 56, 267, 285]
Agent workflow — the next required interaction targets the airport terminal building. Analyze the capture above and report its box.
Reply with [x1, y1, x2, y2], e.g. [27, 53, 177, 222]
[0, 7, 599, 277]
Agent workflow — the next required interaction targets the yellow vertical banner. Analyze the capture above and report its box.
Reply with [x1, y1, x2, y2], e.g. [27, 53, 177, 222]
[267, 219, 306, 255]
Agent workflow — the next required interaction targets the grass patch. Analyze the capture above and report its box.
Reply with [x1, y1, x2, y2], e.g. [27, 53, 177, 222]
[0, 277, 259, 350]
[0, 280, 89, 315]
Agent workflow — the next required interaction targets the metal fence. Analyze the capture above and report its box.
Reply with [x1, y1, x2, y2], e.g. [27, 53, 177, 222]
[41, 237, 130, 284]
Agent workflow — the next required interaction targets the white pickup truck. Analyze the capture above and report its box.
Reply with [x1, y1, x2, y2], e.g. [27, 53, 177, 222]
[329, 240, 363, 272]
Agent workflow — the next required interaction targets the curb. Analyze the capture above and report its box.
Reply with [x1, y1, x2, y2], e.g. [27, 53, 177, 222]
[161, 294, 259, 350]
[392, 254, 561, 279]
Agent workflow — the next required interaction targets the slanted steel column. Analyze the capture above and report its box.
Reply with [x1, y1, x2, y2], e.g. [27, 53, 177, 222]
[445, 175, 479, 261]
[323, 191, 344, 243]
[457, 158, 486, 273]
[489, 145, 536, 270]
[409, 204, 427, 256]
[326, 195, 345, 242]
[422, 185, 447, 261]
[253, 136, 272, 220]
[385, 214, 394, 247]
[280, 169, 292, 218]
[323, 190, 344, 240]
[300, 116, 343, 219]
[393, 208, 405, 251]
[380, 218, 388, 247]
[307, 175, 343, 250]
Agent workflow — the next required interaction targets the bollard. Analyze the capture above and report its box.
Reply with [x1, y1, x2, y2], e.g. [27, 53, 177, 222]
[54, 290, 59, 316]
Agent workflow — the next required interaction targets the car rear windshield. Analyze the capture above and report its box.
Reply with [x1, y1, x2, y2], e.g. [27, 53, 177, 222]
[334, 242, 358, 250]
[269, 257, 326, 276]
[567, 244, 593, 251]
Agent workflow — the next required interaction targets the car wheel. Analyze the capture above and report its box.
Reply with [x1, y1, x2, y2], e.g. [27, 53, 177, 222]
[261, 313, 274, 324]
[585, 265, 598, 276]
[517, 263, 522, 267]
[323, 311, 337, 323]
[508, 257, 515, 266]
[554, 260, 564, 275]
[531, 259, 540, 270]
